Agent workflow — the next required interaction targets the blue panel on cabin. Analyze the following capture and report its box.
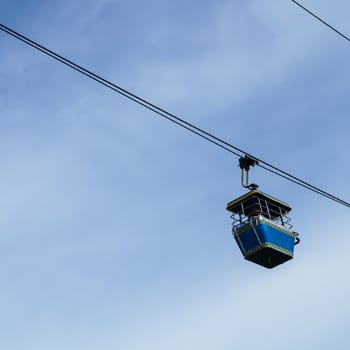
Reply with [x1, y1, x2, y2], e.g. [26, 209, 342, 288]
[257, 223, 295, 253]
[234, 220, 295, 256]
[235, 228, 260, 253]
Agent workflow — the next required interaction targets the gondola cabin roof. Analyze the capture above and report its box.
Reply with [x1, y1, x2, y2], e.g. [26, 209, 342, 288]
[226, 189, 292, 220]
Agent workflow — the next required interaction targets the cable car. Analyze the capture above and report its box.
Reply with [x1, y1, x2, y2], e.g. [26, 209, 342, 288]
[227, 156, 299, 269]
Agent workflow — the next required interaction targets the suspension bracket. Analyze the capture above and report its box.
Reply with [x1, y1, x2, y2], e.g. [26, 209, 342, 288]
[239, 155, 259, 190]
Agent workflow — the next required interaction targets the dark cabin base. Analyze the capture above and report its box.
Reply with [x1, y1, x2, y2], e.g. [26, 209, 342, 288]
[245, 247, 293, 269]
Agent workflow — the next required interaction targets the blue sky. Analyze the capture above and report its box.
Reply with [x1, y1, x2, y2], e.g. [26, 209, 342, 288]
[1, 0, 350, 349]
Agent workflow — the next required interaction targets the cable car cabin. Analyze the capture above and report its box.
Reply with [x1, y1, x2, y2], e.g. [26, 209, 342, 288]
[227, 189, 298, 269]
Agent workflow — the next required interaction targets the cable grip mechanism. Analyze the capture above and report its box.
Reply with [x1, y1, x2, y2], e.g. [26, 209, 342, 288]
[239, 155, 259, 190]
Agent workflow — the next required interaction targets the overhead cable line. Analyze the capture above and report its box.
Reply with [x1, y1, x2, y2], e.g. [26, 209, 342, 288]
[291, 0, 350, 43]
[1, 23, 349, 208]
